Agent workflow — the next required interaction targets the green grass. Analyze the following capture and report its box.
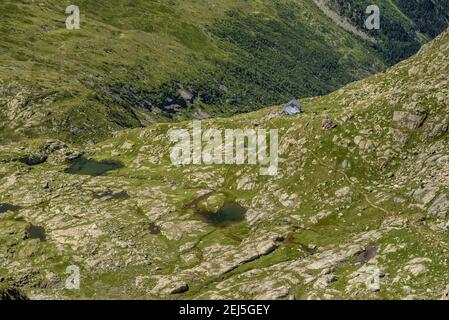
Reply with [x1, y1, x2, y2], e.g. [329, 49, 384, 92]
[1, 0, 447, 144]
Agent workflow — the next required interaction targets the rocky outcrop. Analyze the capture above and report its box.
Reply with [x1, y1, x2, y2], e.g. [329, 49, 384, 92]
[393, 110, 427, 130]
[428, 194, 449, 218]
[0, 287, 29, 301]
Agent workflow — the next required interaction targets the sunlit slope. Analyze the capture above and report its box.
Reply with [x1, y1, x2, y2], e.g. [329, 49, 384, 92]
[0, 28, 448, 299]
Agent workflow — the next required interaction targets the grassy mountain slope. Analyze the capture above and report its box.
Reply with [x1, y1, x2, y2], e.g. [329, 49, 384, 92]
[0, 27, 448, 299]
[1, 0, 447, 144]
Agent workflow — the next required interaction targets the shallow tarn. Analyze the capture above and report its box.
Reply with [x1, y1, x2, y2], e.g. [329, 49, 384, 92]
[64, 157, 124, 176]
[0, 203, 22, 214]
[202, 202, 247, 227]
[196, 201, 247, 227]
[149, 222, 161, 235]
[187, 192, 248, 227]
[26, 224, 46, 241]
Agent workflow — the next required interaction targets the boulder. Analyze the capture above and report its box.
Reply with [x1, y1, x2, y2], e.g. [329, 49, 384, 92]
[19, 154, 48, 166]
[0, 287, 29, 300]
[393, 111, 427, 130]
[322, 115, 337, 130]
[428, 194, 449, 218]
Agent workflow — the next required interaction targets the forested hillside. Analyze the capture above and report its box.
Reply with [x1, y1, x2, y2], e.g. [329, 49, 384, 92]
[0, 0, 447, 144]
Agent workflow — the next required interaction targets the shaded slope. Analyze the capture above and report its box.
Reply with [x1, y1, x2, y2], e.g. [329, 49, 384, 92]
[0, 28, 447, 299]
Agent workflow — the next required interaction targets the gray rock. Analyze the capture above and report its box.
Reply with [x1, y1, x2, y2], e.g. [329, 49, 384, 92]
[70, 127, 83, 135]
[425, 120, 449, 139]
[322, 115, 337, 130]
[428, 194, 449, 218]
[0, 287, 29, 300]
[19, 154, 47, 166]
[170, 282, 189, 294]
[178, 89, 193, 102]
[441, 284, 449, 300]
[44, 140, 67, 152]
[393, 111, 427, 130]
